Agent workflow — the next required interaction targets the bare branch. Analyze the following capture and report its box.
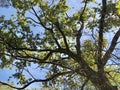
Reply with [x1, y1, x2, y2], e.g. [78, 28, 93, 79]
[112, 53, 120, 60]
[24, 69, 36, 80]
[26, 17, 40, 25]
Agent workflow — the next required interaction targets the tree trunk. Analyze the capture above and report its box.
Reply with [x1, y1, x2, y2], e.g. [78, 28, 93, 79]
[75, 56, 118, 90]
[90, 73, 118, 90]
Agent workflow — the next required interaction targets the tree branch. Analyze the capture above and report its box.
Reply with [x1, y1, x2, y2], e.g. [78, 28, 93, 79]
[26, 17, 40, 25]
[97, 0, 107, 71]
[2, 51, 74, 71]
[81, 78, 89, 90]
[31, 7, 61, 48]
[76, 23, 84, 55]
[112, 53, 120, 60]
[75, 0, 87, 55]
[54, 21, 69, 50]
[0, 71, 73, 90]
[102, 29, 120, 65]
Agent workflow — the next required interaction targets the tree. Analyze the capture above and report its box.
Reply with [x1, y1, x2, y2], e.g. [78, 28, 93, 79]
[0, 0, 120, 90]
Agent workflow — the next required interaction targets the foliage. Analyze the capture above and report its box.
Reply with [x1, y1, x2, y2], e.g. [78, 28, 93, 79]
[0, 0, 120, 90]
[116, 1, 120, 14]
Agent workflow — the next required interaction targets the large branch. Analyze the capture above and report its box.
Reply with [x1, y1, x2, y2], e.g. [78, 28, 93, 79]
[16, 58, 73, 71]
[12, 47, 94, 76]
[17, 50, 53, 61]
[2, 51, 74, 71]
[0, 71, 73, 90]
[102, 29, 120, 65]
[97, 0, 107, 71]
[62, 49, 96, 77]
[76, 23, 84, 55]
[5, 44, 60, 61]
[4, 37, 61, 53]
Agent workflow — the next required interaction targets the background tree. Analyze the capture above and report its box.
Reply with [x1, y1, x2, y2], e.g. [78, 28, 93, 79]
[0, 0, 120, 90]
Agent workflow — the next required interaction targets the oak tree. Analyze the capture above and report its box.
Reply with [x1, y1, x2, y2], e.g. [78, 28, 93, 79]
[0, 0, 120, 90]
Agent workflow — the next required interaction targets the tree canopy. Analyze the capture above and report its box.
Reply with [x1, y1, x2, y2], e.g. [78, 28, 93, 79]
[0, 0, 120, 90]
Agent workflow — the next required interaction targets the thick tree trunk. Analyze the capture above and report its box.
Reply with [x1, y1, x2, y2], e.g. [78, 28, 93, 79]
[89, 73, 118, 90]
[74, 54, 118, 90]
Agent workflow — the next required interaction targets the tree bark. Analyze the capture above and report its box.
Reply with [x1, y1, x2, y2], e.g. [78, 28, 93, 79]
[89, 73, 118, 90]
[73, 54, 118, 90]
